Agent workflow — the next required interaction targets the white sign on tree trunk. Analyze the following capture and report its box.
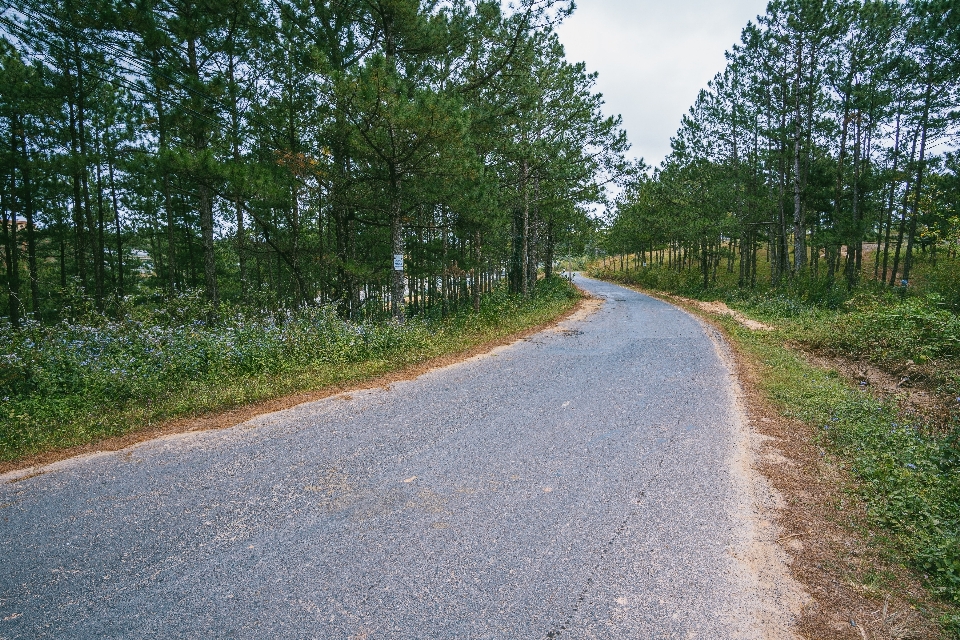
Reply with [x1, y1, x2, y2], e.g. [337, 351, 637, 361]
[393, 254, 404, 271]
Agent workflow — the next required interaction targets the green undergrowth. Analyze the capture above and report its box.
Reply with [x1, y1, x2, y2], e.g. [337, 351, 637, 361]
[0, 277, 579, 462]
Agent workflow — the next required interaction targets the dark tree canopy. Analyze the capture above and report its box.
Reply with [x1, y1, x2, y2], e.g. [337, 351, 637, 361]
[0, 0, 627, 324]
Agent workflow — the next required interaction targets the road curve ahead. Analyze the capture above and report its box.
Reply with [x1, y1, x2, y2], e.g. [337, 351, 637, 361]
[1, 276, 801, 639]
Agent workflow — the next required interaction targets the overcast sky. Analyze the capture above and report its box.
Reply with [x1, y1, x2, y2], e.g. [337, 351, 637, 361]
[555, 0, 771, 167]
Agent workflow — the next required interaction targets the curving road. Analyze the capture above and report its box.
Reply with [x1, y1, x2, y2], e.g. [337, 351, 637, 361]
[0, 276, 798, 639]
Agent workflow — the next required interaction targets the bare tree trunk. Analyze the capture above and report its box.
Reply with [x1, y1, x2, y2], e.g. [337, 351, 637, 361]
[67, 91, 87, 287]
[331, 135, 353, 316]
[4, 159, 21, 327]
[289, 182, 302, 306]
[108, 146, 123, 300]
[153, 76, 176, 295]
[901, 77, 933, 288]
[94, 133, 106, 310]
[198, 183, 218, 306]
[441, 214, 449, 318]
[845, 111, 863, 289]
[472, 228, 481, 312]
[521, 159, 530, 297]
[74, 44, 97, 303]
[527, 173, 539, 291]
[57, 206, 67, 288]
[879, 110, 902, 282]
[830, 72, 854, 285]
[17, 124, 39, 314]
[889, 128, 918, 286]
[792, 40, 805, 274]
[390, 168, 404, 320]
[227, 47, 247, 302]
[776, 142, 788, 284]
[544, 208, 555, 280]
[185, 33, 218, 308]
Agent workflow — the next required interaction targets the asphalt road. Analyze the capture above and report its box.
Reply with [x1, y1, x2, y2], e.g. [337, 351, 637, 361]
[0, 276, 796, 639]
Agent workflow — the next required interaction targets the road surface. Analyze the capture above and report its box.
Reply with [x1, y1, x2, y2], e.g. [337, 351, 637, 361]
[0, 276, 800, 639]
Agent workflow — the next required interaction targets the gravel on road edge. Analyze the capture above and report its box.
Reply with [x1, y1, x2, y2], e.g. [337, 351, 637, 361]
[660, 295, 810, 640]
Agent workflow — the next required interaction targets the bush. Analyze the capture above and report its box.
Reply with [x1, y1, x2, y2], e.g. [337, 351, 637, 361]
[804, 297, 960, 366]
[589, 264, 708, 297]
[925, 255, 960, 312]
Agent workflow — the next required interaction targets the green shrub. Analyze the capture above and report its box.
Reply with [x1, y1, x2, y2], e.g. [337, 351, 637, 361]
[589, 265, 709, 297]
[925, 255, 960, 312]
[802, 297, 960, 366]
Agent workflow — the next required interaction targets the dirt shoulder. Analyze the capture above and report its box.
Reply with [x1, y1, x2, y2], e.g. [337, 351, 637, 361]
[797, 349, 959, 435]
[618, 282, 949, 639]
[2, 294, 596, 480]
[670, 294, 775, 331]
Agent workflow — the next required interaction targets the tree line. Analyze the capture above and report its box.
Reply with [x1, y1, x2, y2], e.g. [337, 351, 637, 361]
[0, 0, 627, 325]
[607, 0, 959, 292]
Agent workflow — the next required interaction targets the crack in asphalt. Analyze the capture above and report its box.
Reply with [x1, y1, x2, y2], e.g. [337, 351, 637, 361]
[543, 423, 680, 639]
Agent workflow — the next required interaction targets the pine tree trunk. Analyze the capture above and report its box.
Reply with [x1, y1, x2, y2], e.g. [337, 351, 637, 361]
[901, 76, 933, 288]
[17, 125, 39, 314]
[845, 112, 863, 289]
[830, 72, 854, 285]
[75, 45, 96, 301]
[792, 40, 805, 274]
[472, 228, 481, 312]
[153, 78, 176, 295]
[390, 168, 404, 320]
[544, 209, 555, 280]
[441, 221, 448, 318]
[67, 94, 87, 287]
[527, 174, 539, 291]
[879, 111, 901, 282]
[57, 208, 67, 288]
[227, 48, 247, 302]
[4, 161, 21, 327]
[889, 128, 919, 286]
[108, 147, 123, 300]
[94, 140, 106, 310]
[199, 183, 218, 306]
[522, 160, 530, 296]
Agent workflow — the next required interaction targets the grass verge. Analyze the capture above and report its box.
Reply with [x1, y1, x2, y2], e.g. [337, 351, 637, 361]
[593, 265, 960, 409]
[1, 278, 580, 470]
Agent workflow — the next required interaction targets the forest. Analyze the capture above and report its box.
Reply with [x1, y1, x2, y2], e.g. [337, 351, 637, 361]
[0, 0, 625, 324]
[605, 0, 958, 302]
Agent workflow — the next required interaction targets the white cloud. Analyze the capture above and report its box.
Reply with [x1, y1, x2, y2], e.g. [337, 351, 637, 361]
[556, 0, 770, 166]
